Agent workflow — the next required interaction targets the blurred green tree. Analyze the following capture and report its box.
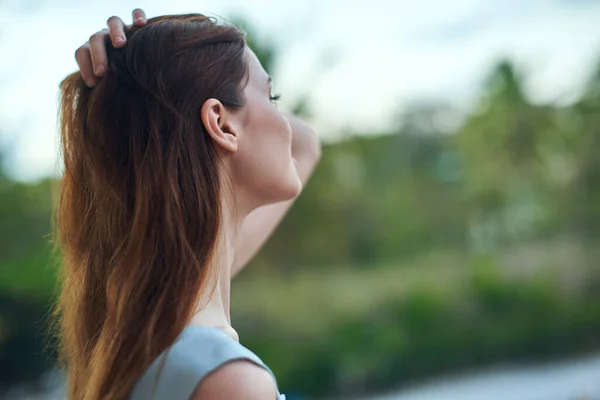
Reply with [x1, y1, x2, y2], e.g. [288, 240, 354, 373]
[453, 61, 555, 249]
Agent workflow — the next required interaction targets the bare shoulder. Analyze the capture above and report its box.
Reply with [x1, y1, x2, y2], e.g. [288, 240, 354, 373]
[190, 359, 277, 400]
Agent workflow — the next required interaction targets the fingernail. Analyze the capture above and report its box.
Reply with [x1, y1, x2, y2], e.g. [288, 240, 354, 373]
[114, 36, 125, 45]
[95, 65, 106, 76]
[135, 18, 145, 24]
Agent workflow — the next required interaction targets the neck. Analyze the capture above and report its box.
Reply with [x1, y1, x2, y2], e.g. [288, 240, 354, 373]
[188, 195, 248, 341]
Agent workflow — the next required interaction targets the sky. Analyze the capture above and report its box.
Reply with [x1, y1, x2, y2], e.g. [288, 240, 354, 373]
[1, 0, 600, 181]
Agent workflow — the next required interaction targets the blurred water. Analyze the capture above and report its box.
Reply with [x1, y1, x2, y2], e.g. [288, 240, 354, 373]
[366, 353, 600, 400]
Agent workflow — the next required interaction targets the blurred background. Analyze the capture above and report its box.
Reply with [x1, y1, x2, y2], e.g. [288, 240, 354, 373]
[1, 0, 600, 399]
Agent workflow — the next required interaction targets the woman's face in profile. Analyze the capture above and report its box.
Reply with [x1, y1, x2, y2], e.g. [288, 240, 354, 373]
[229, 47, 303, 207]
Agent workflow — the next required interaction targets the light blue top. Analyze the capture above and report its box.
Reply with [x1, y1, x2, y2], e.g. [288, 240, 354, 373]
[128, 325, 285, 400]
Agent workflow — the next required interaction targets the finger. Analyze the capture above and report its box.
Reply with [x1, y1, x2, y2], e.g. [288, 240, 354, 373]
[88, 29, 109, 77]
[132, 8, 147, 26]
[75, 44, 99, 87]
[107, 16, 127, 48]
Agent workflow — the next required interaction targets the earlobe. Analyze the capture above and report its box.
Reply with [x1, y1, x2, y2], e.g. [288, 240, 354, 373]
[200, 98, 238, 153]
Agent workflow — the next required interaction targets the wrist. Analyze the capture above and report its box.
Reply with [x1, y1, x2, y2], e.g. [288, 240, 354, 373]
[286, 114, 321, 161]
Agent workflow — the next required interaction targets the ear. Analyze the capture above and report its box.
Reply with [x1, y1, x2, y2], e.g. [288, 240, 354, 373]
[200, 98, 239, 153]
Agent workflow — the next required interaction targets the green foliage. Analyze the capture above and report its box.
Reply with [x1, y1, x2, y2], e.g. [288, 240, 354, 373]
[0, 294, 57, 387]
[0, 177, 57, 297]
[235, 253, 600, 397]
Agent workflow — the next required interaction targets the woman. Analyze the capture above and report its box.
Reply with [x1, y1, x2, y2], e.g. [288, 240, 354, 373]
[54, 9, 321, 400]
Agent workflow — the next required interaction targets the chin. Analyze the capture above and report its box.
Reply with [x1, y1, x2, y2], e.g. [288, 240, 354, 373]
[255, 165, 303, 205]
[290, 181, 303, 198]
[279, 180, 302, 202]
[278, 172, 303, 200]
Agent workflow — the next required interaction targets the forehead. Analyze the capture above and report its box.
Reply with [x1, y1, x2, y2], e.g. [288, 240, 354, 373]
[244, 47, 268, 84]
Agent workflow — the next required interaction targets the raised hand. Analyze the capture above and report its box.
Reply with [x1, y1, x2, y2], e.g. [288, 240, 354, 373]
[74, 8, 148, 87]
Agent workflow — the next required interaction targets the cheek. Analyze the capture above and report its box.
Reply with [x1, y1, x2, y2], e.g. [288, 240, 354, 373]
[249, 104, 291, 156]
[235, 108, 294, 192]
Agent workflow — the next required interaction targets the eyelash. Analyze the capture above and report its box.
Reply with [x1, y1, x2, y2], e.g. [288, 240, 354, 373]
[270, 93, 282, 102]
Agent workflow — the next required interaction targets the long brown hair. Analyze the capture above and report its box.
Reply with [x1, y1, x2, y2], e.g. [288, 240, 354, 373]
[52, 14, 248, 400]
